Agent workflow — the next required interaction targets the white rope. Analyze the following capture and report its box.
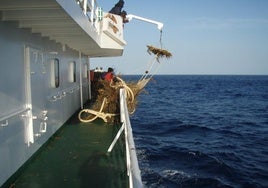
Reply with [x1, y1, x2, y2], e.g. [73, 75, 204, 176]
[114, 77, 135, 103]
[138, 56, 155, 82]
[78, 97, 117, 123]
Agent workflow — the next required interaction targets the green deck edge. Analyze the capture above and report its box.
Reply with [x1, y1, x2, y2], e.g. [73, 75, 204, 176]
[2, 114, 128, 188]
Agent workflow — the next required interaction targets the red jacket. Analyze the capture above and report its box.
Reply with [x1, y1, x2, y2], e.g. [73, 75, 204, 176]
[104, 72, 113, 82]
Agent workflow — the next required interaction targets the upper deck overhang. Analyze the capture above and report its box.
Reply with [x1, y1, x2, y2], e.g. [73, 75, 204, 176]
[0, 0, 126, 57]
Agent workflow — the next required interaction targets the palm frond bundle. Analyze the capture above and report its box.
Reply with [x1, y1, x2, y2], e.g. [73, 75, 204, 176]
[147, 45, 172, 59]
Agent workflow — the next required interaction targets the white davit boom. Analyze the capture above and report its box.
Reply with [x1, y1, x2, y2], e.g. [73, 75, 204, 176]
[126, 14, 164, 31]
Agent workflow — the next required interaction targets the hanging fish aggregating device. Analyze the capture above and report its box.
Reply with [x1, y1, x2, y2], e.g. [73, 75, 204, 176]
[78, 14, 172, 123]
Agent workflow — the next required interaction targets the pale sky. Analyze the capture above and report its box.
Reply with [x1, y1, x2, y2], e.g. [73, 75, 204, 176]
[92, 0, 268, 75]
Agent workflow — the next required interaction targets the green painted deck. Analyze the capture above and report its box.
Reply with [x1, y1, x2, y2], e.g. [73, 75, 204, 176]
[6, 116, 128, 188]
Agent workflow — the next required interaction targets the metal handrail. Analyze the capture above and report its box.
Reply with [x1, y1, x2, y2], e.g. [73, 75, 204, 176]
[119, 89, 143, 188]
[0, 108, 31, 124]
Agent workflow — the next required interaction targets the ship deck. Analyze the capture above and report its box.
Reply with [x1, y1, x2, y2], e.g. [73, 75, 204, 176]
[4, 114, 128, 188]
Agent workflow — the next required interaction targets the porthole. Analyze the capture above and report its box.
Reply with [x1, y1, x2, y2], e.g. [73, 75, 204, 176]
[83, 63, 88, 78]
[68, 61, 76, 82]
[50, 58, 60, 88]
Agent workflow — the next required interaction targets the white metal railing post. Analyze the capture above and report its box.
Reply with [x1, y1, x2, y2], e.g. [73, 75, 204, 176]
[107, 123, 125, 152]
[83, 0, 87, 15]
[90, 0, 95, 25]
[24, 46, 34, 146]
[124, 115, 131, 176]
[88, 57, 92, 99]
[79, 51, 83, 109]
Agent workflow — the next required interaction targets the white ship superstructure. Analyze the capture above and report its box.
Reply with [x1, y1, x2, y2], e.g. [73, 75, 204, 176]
[0, 0, 126, 186]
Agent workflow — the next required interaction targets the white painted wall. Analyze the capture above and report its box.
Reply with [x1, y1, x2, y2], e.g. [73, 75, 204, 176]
[0, 21, 90, 186]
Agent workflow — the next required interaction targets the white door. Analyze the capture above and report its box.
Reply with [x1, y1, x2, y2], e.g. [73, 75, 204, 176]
[24, 47, 47, 144]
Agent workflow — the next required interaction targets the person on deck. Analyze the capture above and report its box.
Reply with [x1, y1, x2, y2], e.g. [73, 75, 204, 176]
[103, 67, 115, 82]
[120, 10, 129, 24]
[109, 0, 124, 15]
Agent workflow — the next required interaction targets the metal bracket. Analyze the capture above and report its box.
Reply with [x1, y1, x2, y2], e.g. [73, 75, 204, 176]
[1, 120, 8, 127]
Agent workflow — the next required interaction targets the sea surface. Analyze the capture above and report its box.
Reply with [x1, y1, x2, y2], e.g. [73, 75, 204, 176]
[124, 75, 268, 188]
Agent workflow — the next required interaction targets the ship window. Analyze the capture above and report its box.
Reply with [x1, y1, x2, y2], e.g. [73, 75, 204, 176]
[68, 61, 76, 82]
[50, 58, 60, 88]
[83, 63, 88, 78]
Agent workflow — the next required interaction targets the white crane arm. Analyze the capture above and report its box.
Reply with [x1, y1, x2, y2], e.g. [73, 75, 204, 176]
[126, 14, 164, 31]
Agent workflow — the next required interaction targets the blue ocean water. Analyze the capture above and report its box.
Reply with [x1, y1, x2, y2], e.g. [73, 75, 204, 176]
[125, 75, 268, 188]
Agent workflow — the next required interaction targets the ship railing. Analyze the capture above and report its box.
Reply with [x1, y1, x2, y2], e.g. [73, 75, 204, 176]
[107, 88, 143, 187]
[119, 88, 143, 188]
[0, 108, 31, 127]
[75, 0, 125, 43]
[75, 0, 102, 31]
